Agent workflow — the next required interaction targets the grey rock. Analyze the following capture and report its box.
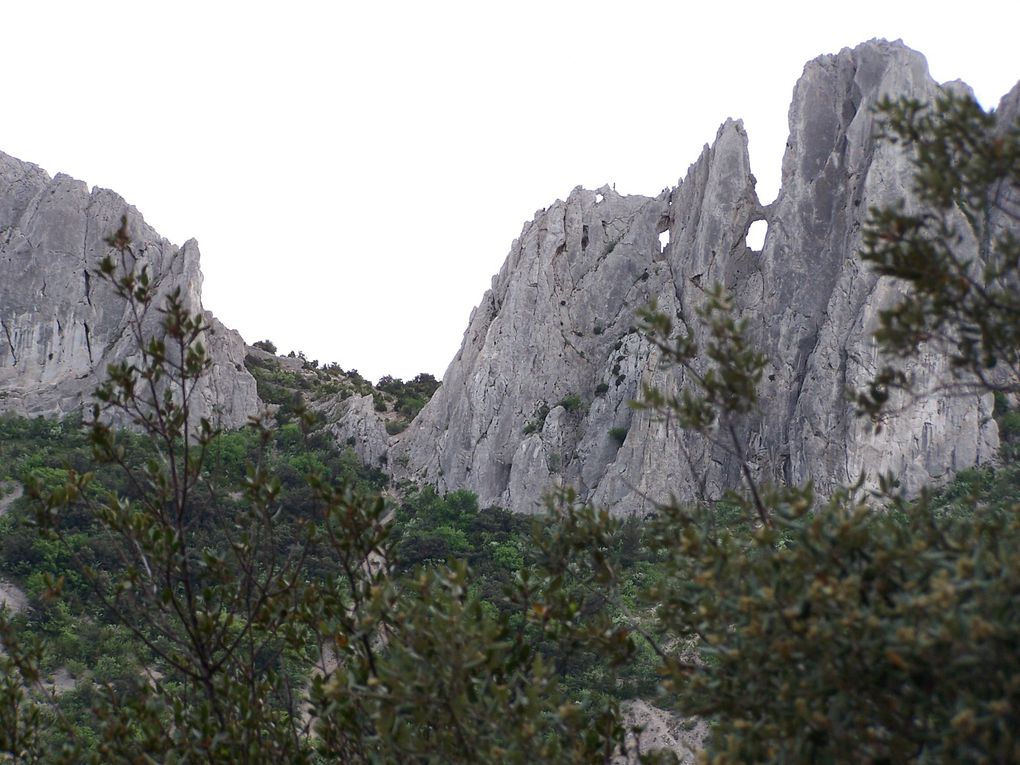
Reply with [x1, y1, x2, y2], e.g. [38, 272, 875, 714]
[244, 343, 391, 470]
[752, 40, 999, 495]
[391, 179, 673, 510]
[617, 699, 705, 764]
[0, 152, 259, 428]
[320, 393, 390, 468]
[394, 40, 1008, 513]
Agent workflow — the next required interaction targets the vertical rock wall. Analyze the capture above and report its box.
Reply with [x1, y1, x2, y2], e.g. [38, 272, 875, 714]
[393, 40, 1006, 513]
[0, 152, 259, 428]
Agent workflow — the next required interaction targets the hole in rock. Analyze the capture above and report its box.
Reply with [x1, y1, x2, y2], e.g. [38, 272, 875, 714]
[595, 193, 604, 204]
[746, 220, 768, 250]
[659, 230, 670, 250]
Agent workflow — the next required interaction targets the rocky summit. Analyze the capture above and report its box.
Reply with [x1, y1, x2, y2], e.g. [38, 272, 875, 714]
[0, 153, 258, 428]
[1, 39, 1015, 517]
[391, 40, 1012, 514]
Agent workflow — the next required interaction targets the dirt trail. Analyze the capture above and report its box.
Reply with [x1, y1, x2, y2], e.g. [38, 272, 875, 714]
[0, 482, 76, 692]
[0, 481, 27, 613]
[0, 480, 24, 517]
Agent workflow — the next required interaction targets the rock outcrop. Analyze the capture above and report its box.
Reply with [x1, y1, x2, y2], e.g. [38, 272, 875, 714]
[393, 40, 1007, 513]
[321, 393, 391, 467]
[0, 152, 259, 428]
[618, 700, 705, 765]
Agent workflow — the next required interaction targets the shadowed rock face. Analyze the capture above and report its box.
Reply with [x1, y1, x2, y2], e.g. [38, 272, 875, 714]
[393, 40, 1008, 514]
[0, 153, 259, 428]
[322, 393, 390, 468]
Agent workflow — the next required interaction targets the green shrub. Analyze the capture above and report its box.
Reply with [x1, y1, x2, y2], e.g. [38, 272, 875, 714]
[557, 393, 585, 413]
[642, 486, 1020, 763]
[998, 405, 1020, 460]
[523, 403, 551, 435]
[386, 420, 408, 436]
[375, 373, 441, 419]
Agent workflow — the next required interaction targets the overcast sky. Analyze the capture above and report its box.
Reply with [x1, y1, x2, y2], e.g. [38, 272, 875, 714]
[3, 1, 1018, 381]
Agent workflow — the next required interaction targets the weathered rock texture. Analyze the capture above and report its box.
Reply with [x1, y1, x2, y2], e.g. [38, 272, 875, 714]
[393, 40, 1007, 514]
[618, 700, 705, 765]
[320, 393, 391, 467]
[0, 153, 259, 428]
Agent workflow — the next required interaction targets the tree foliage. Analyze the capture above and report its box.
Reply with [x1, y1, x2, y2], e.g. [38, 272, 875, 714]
[0, 89, 1018, 764]
[856, 90, 1020, 415]
[626, 90, 1020, 763]
[1, 219, 645, 763]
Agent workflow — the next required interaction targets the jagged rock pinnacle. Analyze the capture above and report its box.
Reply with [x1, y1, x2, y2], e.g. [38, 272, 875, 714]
[392, 40, 1008, 513]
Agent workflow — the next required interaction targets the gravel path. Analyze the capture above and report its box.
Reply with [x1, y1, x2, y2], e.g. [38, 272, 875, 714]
[0, 481, 27, 614]
[0, 480, 24, 517]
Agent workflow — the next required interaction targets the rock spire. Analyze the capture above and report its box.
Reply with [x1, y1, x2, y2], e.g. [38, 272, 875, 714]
[392, 40, 1006, 513]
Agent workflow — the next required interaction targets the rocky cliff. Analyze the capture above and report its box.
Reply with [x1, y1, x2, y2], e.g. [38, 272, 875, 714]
[0, 152, 259, 428]
[392, 40, 1006, 514]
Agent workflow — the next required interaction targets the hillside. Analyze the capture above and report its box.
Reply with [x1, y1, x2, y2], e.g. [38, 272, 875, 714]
[2, 41, 1017, 518]
[0, 37, 1018, 763]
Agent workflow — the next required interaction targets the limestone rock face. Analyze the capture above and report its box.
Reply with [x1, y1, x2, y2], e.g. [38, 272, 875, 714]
[618, 700, 705, 764]
[321, 393, 390, 468]
[0, 152, 259, 428]
[752, 41, 1001, 495]
[393, 40, 1007, 513]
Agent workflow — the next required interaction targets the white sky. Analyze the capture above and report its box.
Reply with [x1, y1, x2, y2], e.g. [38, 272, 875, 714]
[3, 1, 1018, 381]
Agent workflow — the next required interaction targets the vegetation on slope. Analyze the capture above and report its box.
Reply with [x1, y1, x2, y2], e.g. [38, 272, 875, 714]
[0, 90, 1017, 763]
[243, 345, 439, 436]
